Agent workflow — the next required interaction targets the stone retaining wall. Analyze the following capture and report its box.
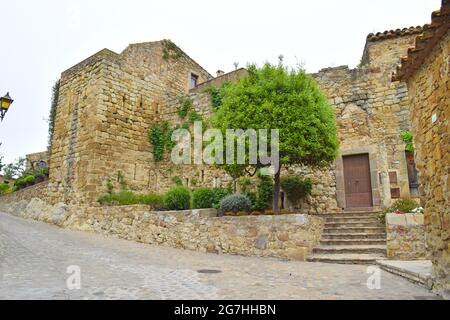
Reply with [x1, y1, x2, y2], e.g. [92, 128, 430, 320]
[0, 197, 324, 261]
[386, 213, 427, 260]
[0, 182, 49, 204]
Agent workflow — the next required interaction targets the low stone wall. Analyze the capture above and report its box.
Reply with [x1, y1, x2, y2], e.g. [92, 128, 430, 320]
[70, 206, 324, 261]
[0, 196, 324, 261]
[0, 196, 69, 227]
[386, 213, 427, 260]
[0, 181, 49, 204]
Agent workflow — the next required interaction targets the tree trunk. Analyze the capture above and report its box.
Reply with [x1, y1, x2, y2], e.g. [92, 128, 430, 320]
[273, 166, 281, 213]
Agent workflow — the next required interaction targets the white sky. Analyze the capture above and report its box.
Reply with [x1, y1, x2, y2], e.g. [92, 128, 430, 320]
[0, 0, 441, 164]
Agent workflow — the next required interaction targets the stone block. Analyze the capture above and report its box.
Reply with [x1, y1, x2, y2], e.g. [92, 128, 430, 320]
[386, 213, 406, 226]
[286, 247, 308, 261]
[255, 235, 268, 250]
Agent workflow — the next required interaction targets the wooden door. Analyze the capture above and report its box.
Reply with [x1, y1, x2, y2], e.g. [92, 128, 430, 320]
[405, 151, 419, 195]
[343, 154, 373, 208]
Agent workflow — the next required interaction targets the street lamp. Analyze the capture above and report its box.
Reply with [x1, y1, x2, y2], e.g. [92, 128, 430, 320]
[0, 92, 14, 121]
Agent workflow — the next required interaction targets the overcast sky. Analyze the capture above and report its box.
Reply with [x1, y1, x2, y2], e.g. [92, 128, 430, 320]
[0, 0, 441, 165]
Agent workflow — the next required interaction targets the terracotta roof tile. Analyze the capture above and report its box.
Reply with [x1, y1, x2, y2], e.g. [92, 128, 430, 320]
[392, 0, 450, 81]
[366, 26, 425, 42]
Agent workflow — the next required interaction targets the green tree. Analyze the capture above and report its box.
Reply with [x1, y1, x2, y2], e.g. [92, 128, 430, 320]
[213, 60, 338, 211]
[2, 157, 26, 179]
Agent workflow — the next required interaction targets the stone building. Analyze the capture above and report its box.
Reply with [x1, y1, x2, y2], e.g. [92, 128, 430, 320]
[48, 29, 423, 212]
[25, 151, 49, 172]
[393, 0, 449, 298]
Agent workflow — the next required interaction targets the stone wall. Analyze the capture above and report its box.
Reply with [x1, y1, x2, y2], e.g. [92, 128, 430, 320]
[311, 34, 418, 210]
[0, 196, 324, 261]
[25, 151, 49, 172]
[49, 41, 213, 205]
[386, 213, 427, 260]
[47, 33, 421, 213]
[70, 207, 324, 260]
[0, 182, 49, 204]
[405, 29, 450, 298]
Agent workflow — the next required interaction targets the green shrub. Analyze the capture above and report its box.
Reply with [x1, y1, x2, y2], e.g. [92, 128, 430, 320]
[211, 188, 231, 208]
[193, 188, 215, 209]
[98, 191, 136, 205]
[14, 178, 26, 189]
[379, 197, 420, 224]
[220, 194, 251, 213]
[0, 183, 11, 195]
[244, 191, 259, 210]
[24, 175, 36, 184]
[33, 169, 47, 182]
[97, 191, 163, 206]
[192, 187, 231, 209]
[164, 186, 191, 210]
[138, 193, 164, 206]
[401, 131, 414, 153]
[256, 173, 273, 210]
[281, 175, 312, 204]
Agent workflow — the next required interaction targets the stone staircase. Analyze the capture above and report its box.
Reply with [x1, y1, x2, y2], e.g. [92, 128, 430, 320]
[308, 210, 387, 264]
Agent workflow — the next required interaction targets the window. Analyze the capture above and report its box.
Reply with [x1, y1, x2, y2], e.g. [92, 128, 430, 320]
[190, 73, 198, 89]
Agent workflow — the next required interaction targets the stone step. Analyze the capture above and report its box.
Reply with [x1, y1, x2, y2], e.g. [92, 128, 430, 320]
[323, 227, 386, 234]
[342, 207, 381, 213]
[320, 239, 386, 246]
[322, 233, 386, 240]
[320, 214, 382, 220]
[313, 245, 387, 255]
[325, 217, 381, 224]
[307, 253, 387, 265]
[324, 222, 384, 228]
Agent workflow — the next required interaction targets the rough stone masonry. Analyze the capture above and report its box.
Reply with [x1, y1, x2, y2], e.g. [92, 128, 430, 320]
[43, 30, 423, 213]
[393, 0, 450, 299]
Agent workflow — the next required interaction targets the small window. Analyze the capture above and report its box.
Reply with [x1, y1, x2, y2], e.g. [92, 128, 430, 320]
[190, 73, 198, 89]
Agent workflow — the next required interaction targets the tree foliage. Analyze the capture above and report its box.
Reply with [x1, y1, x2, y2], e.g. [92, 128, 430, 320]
[212, 60, 338, 211]
[2, 157, 26, 180]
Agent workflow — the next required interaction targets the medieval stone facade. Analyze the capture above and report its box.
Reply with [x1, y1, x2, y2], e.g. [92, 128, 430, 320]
[48, 41, 212, 205]
[25, 151, 49, 172]
[46, 29, 423, 214]
[394, 0, 449, 298]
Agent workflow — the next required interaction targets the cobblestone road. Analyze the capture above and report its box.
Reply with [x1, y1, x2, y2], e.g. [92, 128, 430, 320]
[0, 211, 439, 300]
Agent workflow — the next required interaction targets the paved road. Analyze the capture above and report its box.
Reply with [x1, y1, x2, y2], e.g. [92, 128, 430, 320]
[0, 211, 439, 300]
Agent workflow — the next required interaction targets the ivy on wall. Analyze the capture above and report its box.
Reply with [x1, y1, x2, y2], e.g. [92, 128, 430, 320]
[177, 96, 193, 118]
[149, 121, 174, 161]
[205, 86, 223, 111]
[48, 79, 60, 153]
[149, 96, 204, 162]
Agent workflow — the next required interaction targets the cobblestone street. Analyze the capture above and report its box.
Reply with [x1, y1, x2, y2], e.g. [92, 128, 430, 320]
[0, 211, 438, 300]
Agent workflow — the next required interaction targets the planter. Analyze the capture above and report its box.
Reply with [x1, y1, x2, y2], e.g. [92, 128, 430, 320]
[35, 176, 45, 183]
